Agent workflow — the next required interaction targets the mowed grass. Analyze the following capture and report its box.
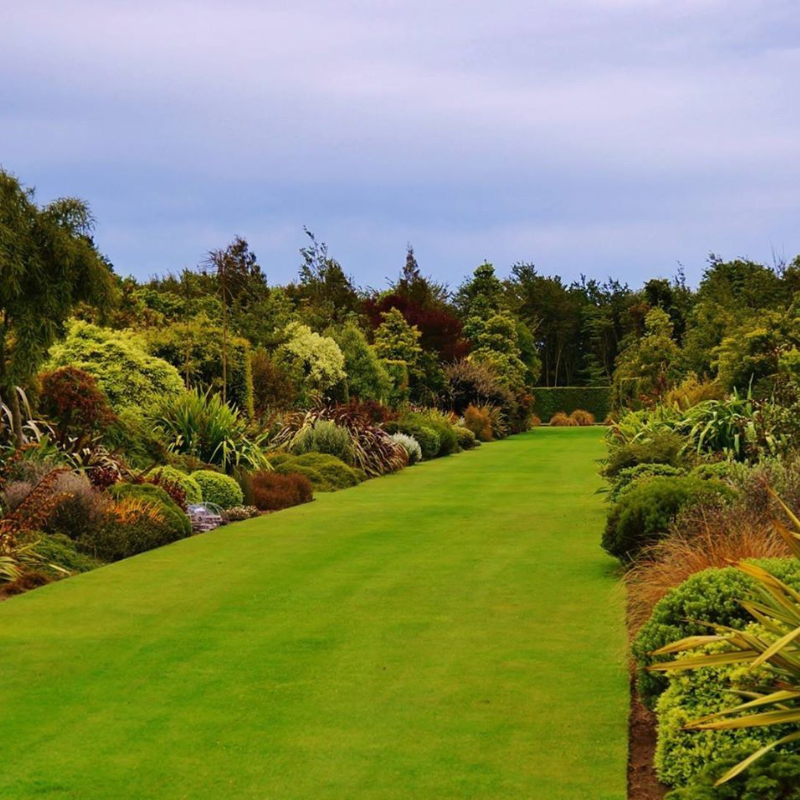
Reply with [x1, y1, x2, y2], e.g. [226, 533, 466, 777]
[0, 428, 627, 799]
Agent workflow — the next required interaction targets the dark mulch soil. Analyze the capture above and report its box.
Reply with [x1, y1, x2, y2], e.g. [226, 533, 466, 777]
[628, 674, 668, 799]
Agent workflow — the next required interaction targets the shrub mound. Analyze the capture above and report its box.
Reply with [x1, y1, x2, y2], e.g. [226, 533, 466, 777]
[602, 476, 734, 561]
[150, 466, 203, 504]
[269, 453, 363, 492]
[604, 431, 687, 479]
[108, 483, 192, 538]
[454, 426, 477, 450]
[251, 471, 314, 510]
[609, 463, 685, 502]
[569, 409, 595, 426]
[549, 412, 578, 427]
[191, 470, 245, 509]
[654, 641, 790, 788]
[665, 749, 800, 799]
[391, 433, 423, 464]
[632, 559, 800, 707]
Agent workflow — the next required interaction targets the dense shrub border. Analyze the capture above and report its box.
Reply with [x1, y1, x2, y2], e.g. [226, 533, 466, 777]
[533, 386, 611, 422]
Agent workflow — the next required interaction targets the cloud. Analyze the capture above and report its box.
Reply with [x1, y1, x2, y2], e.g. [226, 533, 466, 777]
[1, 0, 798, 287]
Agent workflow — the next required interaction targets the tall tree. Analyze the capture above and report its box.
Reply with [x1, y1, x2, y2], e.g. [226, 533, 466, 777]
[0, 170, 115, 443]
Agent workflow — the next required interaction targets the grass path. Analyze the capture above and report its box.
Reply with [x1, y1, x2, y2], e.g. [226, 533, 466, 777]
[0, 428, 627, 799]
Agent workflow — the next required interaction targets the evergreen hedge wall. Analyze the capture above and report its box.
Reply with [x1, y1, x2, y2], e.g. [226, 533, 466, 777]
[533, 387, 612, 422]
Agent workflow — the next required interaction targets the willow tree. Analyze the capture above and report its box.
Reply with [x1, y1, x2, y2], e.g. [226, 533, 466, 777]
[0, 170, 115, 444]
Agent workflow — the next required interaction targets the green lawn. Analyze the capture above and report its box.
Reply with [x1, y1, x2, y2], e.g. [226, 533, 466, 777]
[0, 428, 627, 799]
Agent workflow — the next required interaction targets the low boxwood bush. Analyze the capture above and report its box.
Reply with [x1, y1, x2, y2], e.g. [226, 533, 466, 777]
[150, 466, 203, 504]
[251, 471, 314, 510]
[654, 640, 791, 789]
[602, 476, 734, 561]
[191, 470, 244, 509]
[604, 431, 688, 479]
[632, 559, 800, 707]
[108, 482, 192, 538]
[666, 750, 800, 799]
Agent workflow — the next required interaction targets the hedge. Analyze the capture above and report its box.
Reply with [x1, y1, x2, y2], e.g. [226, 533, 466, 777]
[533, 386, 611, 422]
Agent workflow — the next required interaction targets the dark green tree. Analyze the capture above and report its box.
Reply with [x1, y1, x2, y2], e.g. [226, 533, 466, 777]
[0, 170, 115, 443]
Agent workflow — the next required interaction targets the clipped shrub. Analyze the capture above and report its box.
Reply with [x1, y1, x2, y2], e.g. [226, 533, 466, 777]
[453, 426, 477, 450]
[191, 470, 244, 509]
[251, 471, 314, 511]
[287, 419, 354, 464]
[602, 476, 735, 561]
[632, 559, 800, 707]
[269, 453, 363, 492]
[463, 404, 493, 441]
[654, 641, 790, 788]
[150, 466, 203, 505]
[549, 411, 578, 427]
[569, 409, 595, 426]
[391, 433, 422, 464]
[604, 431, 689, 479]
[225, 506, 261, 521]
[665, 750, 800, 799]
[108, 482, 192, 538]
[609, 463, 685, 502]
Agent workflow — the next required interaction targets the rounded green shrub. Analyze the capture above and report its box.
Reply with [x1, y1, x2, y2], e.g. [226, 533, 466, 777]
[454, 426, 478, 450]
[632, 559, 800, 707]
[399, 424, 440, 460]
[602, 476, 735, 561]
[108, 482, 192, 538]
[27, 532, 103, 574]
[269, 452, 363, 492]
[654, 640, 791, 788]
[666, 750, 800, 799]
[609, 463, 685, 502]
[191, 470, 244, 509]
[604, 431, 688, 479]
[151, 466, 203, 504]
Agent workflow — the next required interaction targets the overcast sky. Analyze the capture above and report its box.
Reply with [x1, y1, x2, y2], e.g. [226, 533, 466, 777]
[2, 0, 799, 290]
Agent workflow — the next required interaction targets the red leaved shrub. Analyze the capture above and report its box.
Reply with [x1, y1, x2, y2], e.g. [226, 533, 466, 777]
[251, 472, 313, 511]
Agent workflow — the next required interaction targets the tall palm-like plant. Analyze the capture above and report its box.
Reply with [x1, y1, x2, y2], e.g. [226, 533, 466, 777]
[650, 493, 800, 785]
